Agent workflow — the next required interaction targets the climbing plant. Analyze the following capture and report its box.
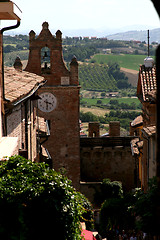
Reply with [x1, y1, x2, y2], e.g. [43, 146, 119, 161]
[0, 155, 84, 240]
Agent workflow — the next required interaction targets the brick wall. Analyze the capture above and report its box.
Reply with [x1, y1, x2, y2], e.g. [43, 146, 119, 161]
[109, 121, 120, 136]
[6, 100, 38, 161]
[7, 105, 22, 149]
[88, 122, 100, 137]
[25, 22, 80, 189]
[38, 86, 80, 189]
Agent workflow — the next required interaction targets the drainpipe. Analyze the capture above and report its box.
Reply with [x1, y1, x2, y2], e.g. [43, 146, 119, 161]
[0, 20, 20, 101]
[0, 20, 20, 135]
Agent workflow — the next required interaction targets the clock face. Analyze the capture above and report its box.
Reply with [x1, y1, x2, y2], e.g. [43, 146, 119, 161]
[38, 92, 57, 112]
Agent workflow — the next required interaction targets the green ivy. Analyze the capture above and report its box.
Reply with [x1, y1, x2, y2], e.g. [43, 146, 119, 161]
[78, 192, 94, 230]
[0, 156, 84, 240]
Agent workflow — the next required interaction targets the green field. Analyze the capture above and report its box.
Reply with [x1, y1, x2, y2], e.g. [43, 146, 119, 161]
[81, 97, 140, 106]
[91, 54, 154, 71]
[3, 44, 17, 47]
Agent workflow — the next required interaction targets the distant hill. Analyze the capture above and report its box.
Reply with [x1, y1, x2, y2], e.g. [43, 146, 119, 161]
[107, 28, 160, 43]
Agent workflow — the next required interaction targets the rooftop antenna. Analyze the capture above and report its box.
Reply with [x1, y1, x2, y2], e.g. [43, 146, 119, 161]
[148, 29, 150, 57]
[144, 29, 154, 67]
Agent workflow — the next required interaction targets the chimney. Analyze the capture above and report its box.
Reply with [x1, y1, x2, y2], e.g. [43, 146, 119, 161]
[14, 56, 23, 71]
[88, 122, 100, 137]
[144, 56, 154, 68]
[109, 121, 120, 136]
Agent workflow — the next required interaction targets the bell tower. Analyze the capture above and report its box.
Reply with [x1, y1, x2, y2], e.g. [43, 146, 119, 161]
[25, 22, 80, 189]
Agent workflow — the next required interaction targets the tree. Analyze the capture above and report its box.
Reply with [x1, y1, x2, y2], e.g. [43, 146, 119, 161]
[99, 179, 135, 238]
[3, 44, 16, 53]
[0, 156, 84, 240]
[101, 92, 106, 97]
[117, 80, 130, 89]
[109, 99, 118, 105]
[95, 178, 123, 205]
[97, 100, 102, 105]
[100, 197, 125, 237]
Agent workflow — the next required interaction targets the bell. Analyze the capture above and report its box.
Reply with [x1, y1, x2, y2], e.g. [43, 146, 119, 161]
[43, 51, 48, 58]
[44, 62, 48, 69]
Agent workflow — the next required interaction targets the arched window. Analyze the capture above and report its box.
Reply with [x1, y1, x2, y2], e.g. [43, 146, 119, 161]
[41, 46, 51, 74]
[93, 132, 96, 138]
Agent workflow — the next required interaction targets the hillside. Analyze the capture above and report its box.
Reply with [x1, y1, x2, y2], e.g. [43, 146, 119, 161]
[79, 63, 130, 91]
[79, 63, 116, 91]
[121, 68, 138, 87]
[3, 34, 146, 91]
[107, 28, 160, 43]
[90, 54, 152, 71]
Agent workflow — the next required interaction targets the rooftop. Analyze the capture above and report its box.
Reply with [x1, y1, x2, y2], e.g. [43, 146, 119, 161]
[138, 65, 157, 102]
[131, 115, 143, 127]
[4, 67, 45, 105]
[142, 125, 156, 137]
[130, 138, 143, 156]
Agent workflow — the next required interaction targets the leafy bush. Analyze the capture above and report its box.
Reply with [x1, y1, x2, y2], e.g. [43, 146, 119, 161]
[94, 178, 123, 206]
[0, 156, 84, 240]
[133, 177, 160, 236]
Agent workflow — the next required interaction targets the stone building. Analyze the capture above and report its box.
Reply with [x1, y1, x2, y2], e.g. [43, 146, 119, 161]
[0, 0, 22, 158]
[131, 57, 157, 191]
[2, 65, 45, 161]
[25, 22, 80, 189]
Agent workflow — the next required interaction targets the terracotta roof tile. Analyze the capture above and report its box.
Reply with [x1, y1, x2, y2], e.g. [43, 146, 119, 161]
[4, 67, 45, 104]
[142, 125, 156, 137]
[146, 89, 156, 102]
[38, 117, 47, 134]
[131, 115, 143, 127]
[140, 65, 157, 101]
[130, 137, 140, 155]
[137, 140, 143, 149]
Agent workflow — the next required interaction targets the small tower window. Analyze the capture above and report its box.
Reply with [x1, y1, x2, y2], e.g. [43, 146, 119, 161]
[41, 46, 51, 74]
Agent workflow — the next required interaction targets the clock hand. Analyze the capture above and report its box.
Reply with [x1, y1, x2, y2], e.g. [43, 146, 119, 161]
[44, 100, 53, 105]
[44, 99, 49, 110]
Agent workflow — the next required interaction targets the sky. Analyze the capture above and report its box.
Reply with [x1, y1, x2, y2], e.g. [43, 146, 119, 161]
[1, 0, 160, 36]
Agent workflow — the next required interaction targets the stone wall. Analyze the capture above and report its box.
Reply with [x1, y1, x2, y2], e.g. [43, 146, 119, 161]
[80, 137, 135, 191]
